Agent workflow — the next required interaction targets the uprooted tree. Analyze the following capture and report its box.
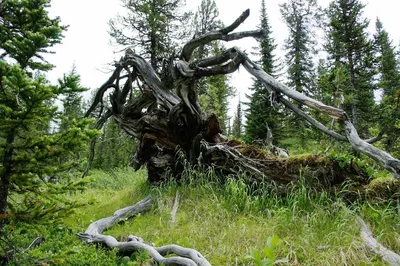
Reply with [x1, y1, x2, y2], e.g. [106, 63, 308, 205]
[85, 9, 400, 185]
[79, 10, 400, 265]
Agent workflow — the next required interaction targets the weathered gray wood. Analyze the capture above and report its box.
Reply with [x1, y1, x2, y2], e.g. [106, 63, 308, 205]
[344, 121, 400, 179]
[356, 217, 400, 266]
[123, 49, 180, 109]
[240, 57, 346, 119]
[82, 196, 154, 237]
[233, 48, 400, 179]
[181, 9, 262, 61]
[77, 197, 211, 266]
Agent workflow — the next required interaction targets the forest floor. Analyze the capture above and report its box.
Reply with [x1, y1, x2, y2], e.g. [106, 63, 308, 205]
[8, 163, 400, 265]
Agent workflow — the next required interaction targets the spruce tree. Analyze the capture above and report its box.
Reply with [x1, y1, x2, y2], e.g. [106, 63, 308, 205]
[280, 0, 319, 96]
[325, 0, 375, 136]
[59, 66, 87, 132]
[374, 19, 400, 153]
[93, 119, 137, 170]
[245, 0, 281, 145]
[232, 99, 243, 139]
[109, 0, 189, 72]
[198, 44, 234, 133]
[0, 0, 96, 229]
[280, 0, 320, 143]
[191, 0, 222, 60]
[192, 0, 233, 133]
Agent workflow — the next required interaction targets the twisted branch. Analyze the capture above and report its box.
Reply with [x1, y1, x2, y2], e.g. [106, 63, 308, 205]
[77, 197, 211, 266]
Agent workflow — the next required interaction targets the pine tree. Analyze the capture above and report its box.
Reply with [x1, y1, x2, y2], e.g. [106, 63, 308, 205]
[245, 0, 281, 145]
[109, 0, 189, 72]
[232, 99, 243, 139]
[325, 0, 375, 136]
[191, 0, 222, 60]
[198, 43, 234, 133]
[93, 119, 137, 170]
[59, 66, 87, 132]
[280, 0, 319, 96]
[374, 19, 400, 153]
[0, 0, 96, 228]
[191, 0, 233, 133]
[279, 0, 320, 143]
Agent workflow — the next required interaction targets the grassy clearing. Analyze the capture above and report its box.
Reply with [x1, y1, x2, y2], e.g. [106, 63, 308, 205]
[7, 167, 400, 265]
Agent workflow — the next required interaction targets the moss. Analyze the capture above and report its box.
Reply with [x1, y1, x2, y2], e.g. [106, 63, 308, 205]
[365, 177, 400, 201]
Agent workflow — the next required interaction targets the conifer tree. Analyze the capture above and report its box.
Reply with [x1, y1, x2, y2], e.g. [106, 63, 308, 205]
[192, 0, 233, 133]
[93, 119, 137, 170]
[232, 99, 243, 139]
[374, 19, 400, 153]
[245, 0, 281, 145]
[191, 0, 222, 60]
[0, 0, 96, 229]
[325, 0, 375, 136]
[109, 0, 190, 72]
[59, 66, 87, 132]
[280, 0, 319, 96]
[279, 0, 320, 143]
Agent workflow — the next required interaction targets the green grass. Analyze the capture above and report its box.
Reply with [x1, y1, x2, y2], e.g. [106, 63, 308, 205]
[6, 167, 400, 265]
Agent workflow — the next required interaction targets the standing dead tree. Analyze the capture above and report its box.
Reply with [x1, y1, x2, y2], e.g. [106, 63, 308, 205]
[85, 9, 400, 186]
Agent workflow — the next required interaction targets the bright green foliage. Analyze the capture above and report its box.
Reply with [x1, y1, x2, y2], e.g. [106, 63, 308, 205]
[374, 19, 400, 155]
[315, 60, 350, 135]
[109, 0, 189, 72]
[4, 167, 400, 265]
[325, 0, 376, 135]
[0, 63, 96, 223]
[247, 235, 289, 266]
[0, 0, 66, 72]
[245, 0, 283, 145]
[0, 0, 97, 228]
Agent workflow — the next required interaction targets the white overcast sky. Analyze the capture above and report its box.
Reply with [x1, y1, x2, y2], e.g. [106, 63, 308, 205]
[47, 0, 400, 113]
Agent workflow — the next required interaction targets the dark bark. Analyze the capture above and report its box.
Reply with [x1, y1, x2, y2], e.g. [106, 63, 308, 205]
[0, 131, 14, 231]
[84, 9, 400, 190]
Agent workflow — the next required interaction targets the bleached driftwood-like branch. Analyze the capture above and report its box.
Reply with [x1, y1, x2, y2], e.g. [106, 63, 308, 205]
[356, 217, 400, 266]
[77, 197, 211, 266]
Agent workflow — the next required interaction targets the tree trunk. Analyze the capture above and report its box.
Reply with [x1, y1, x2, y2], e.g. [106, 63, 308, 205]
[84, 9, 400, 193]
[0, 132, 14, 231]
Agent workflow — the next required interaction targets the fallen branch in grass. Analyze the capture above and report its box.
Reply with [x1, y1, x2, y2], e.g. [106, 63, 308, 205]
[171, 190, 180, 226]
[77, 196, 211, 266]
[356, 217, 400, 266]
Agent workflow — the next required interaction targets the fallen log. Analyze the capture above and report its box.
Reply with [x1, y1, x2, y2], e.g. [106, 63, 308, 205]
[356, 217, 400, 266]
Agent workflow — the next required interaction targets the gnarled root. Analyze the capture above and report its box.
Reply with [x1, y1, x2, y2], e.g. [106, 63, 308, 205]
[77, 197, 211, 266]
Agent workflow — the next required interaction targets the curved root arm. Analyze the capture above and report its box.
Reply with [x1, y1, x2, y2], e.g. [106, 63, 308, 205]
[77, 197, 211, 266]
[181, 9, 263, 61]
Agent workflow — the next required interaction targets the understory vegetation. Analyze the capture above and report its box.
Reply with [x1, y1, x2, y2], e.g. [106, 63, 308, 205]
[6, 161, 399, 265]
